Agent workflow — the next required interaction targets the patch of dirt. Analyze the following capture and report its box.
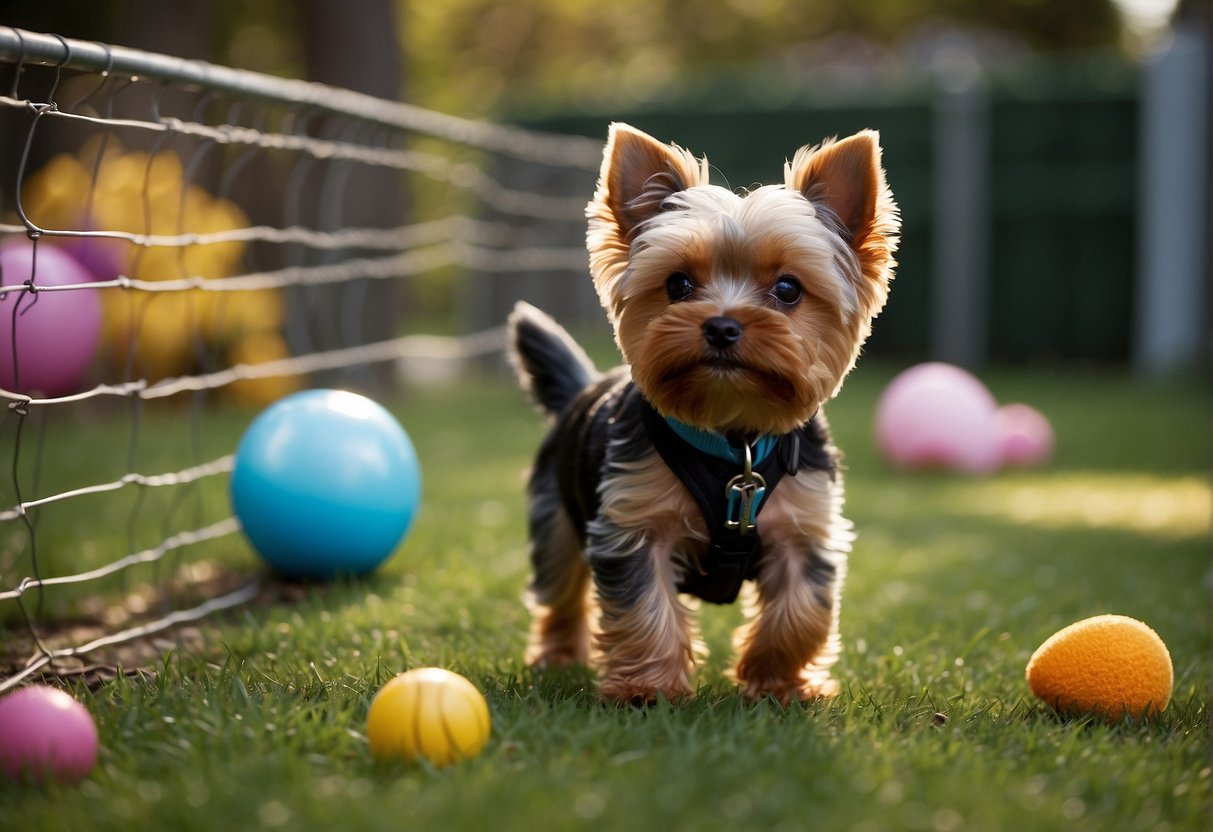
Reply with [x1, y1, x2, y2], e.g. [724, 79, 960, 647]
[1, 561, 325, 690]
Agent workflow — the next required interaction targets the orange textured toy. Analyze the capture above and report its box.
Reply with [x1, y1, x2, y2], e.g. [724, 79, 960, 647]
[1026, 614, 1173, 722]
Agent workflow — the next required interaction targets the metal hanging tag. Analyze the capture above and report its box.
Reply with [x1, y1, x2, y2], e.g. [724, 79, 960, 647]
[724, 441, 766, 535]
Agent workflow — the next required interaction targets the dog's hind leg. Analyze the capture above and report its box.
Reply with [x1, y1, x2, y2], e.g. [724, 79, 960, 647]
[524, 469, 593, 668]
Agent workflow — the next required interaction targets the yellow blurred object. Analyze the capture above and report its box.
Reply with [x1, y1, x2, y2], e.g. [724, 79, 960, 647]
[225, 332, 303, 407]
[1026, 614, 1173, 722]
[19, 154, 92, 229]
[23, 141, 296, 385]
[200, 289, 285, 343]
[104, 291, 204, 380]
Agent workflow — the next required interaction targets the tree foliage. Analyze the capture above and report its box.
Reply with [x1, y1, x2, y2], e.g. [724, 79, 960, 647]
[405, 0, 1125, 114]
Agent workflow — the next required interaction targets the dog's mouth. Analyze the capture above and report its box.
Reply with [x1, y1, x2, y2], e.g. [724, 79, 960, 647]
[663, 354, 792, 394]
[703, 353, 747, 373]
[660, 354, 746, 383]
[642, 350, 812, 434]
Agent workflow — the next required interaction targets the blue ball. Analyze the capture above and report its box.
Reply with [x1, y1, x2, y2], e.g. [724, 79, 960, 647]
[230, 389, 421, 578]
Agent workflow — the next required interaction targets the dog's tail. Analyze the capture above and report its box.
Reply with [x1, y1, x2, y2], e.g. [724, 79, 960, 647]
[508, 301, 599, 417]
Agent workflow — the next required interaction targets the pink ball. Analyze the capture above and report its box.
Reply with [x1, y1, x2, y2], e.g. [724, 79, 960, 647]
[0, 685, 99, 784]
[0, 240, 102, 396]
[60, 234, 127, 282]
[996, 403, 1055, 467]
[875, 362, 1001, 474]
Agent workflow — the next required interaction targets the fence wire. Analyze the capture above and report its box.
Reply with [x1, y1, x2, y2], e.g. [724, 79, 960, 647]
[0, 27, 598, 693]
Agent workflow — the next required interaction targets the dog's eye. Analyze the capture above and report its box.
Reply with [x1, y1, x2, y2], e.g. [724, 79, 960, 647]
[665, 272, 695, 302]
[771, 275, 804, 306]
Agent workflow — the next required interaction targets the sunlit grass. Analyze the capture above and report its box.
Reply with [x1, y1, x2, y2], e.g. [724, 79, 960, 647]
[950, 472, 1209, 538]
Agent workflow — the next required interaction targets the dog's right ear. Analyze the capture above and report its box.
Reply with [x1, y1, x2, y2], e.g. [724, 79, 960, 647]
[596, 123, 707, 239]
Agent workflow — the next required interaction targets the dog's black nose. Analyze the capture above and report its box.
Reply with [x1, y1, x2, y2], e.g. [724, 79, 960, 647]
[702, 316, 743, 349]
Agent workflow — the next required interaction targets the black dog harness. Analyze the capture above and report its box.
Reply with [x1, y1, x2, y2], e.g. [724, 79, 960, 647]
[640, 398, 836, 603]
[555, 377, 836, 605]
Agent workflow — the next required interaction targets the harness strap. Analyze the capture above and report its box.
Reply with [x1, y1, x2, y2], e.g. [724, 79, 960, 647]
[558, 377, 835, 605]
[641, 403, 789, 541]
[639, 396, 837, 604]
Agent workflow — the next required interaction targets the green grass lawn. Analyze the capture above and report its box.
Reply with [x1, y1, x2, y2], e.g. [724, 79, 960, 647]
[1, 361, 1209, 831]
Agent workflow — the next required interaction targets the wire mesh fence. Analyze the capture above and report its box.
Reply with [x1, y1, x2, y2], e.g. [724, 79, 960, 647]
[0, 27, 599, 693]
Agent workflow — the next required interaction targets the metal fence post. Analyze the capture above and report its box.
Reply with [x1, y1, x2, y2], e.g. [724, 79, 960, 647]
[1134, 24, 1211, 377]
[931, 66, 991, 369]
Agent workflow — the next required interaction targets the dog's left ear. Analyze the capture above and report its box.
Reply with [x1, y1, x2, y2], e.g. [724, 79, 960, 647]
[785, 130, 895, 251]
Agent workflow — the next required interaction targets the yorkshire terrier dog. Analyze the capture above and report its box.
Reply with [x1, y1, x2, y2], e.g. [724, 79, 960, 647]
[508, 123, 898, 705]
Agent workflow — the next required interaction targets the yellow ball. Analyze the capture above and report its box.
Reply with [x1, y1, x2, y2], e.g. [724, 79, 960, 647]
[367, 668, 491, 766]
[1026, 614, 1173, 722]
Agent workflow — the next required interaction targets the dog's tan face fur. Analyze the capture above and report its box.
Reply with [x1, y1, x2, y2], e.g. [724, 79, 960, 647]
[586, 124, 898, 436]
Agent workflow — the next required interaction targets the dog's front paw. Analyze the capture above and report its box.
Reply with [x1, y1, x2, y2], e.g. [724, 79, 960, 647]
[740, 672, 839, 705]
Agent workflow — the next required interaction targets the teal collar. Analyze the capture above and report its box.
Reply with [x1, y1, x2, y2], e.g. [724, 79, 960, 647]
[663, 417, 779, 467]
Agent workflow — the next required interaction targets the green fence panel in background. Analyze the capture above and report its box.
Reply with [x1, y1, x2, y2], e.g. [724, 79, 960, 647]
[510, 60, 1139, 365]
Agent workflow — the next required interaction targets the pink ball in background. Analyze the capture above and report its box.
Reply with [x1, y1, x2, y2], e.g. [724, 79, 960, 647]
[0, 239, 102, 396]
[0, 685, 99, 784]
[61, 233, 127, 282]
[995, 403, 1055, 467]
[874, 362, 1002, 474]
